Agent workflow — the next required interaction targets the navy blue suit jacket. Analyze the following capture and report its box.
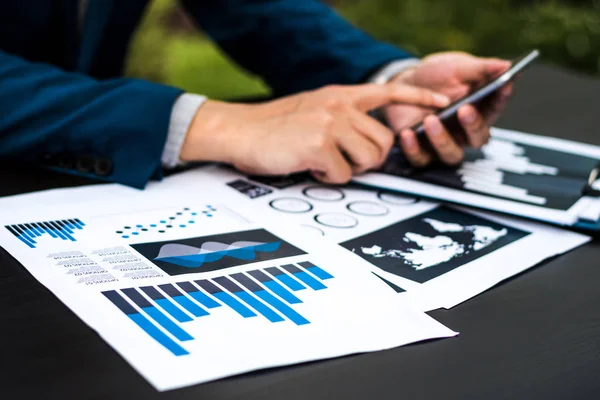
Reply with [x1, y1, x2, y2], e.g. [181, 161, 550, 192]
[0, 0, 410, 188]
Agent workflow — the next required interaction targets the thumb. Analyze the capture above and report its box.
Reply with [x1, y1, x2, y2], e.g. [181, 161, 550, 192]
[348, 83, 450, 112]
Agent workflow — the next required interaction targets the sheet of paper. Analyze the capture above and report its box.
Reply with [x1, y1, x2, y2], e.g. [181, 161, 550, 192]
[189, 165, 590, 311]
[0, 185, 456, 391]
[353, 127, 600, 226]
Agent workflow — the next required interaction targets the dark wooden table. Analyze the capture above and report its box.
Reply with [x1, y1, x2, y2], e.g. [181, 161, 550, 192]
[1, 64, 600, 400]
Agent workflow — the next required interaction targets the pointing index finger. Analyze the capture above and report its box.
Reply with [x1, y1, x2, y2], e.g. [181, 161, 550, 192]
[348, 83, 450, 112]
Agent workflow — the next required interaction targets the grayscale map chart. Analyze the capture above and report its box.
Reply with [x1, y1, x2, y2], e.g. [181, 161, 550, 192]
[341, 207, 529, 283]
[382, 138, 600, 210]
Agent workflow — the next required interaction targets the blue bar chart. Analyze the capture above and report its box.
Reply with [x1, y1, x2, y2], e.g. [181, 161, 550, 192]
[103, 261, 334, 356]
[5, 219, 85, 248]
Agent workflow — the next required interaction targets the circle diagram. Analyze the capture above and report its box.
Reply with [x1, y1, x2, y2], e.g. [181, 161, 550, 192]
[269, 198, 313, 213]
[377, 191, 419, 205]
[303, 186, 345, 201]
[314, 213, 358, 229]
[347, 201, 389, 216]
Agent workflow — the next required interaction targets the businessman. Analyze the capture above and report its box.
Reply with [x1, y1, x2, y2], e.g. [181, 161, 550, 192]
[0, 0, 512, 188]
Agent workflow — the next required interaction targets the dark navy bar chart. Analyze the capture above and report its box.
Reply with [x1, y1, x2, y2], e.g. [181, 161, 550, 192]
[103, 261, 334, 356]
[4, 219, 85, 248]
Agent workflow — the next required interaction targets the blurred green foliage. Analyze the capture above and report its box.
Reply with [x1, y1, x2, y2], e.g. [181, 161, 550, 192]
[125, 0, 600, 100]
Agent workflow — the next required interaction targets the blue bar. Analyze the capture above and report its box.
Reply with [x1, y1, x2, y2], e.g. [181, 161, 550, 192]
[128, 313, 189, 356]
[272, 273, 305, 292]
[25, 224, 41, 237]
[48, 222, 68, 240]
[74, 219, 86, 228]
[187, 290, 221, 309]
[61, 224, 74, 234]
[41, 223, 58, 238]
[213, 292, 256, 318]
[20, 226, 36, 240]
[231, 291, 284, 323]
[301, 263, 334, 280]
[263, 280, 302, 304]
[17, 235, 35, 248]
[31, 223, 45, 236]
[254, 290, 310, 325]
[142, 306, 194, 341]
[291, 271, 327, 291]
[60, 229, 77, 242]
[171, 295, 209, 317]
[155, 298, 193, 323]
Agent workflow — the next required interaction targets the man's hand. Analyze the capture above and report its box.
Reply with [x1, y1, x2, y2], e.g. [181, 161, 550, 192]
[180, 84, 450, 184]
[385, 52, 513, 166]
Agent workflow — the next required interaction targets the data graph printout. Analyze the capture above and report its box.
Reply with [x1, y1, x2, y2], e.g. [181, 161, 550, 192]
[355, 128, 600, 226]
[193, 164, 590, 311]
[103, 262, 334, 356]
[382, 137, 599, 210]
[341, 207, 529, 283]
[0, 186, 457, 391]
[5, 218, 85, 248]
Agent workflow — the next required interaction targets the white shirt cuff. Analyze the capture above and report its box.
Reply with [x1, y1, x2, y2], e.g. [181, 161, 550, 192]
[161, 93, 208, 168]
[369, 58, 421, 84]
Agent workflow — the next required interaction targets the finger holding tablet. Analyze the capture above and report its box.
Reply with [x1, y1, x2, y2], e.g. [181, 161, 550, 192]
[401, 50, 540, 164]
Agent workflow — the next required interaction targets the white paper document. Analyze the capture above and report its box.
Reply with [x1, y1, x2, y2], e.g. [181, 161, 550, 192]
[193, 165, 590, 311]
[0, 185, 456, 391]
[354, 128, 600, 226]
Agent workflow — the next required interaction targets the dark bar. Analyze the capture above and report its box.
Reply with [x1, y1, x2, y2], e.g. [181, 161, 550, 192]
[31, 223, 45, 236]
[140, 286, 192, 323]
[158, 284, 208, 317]
[53, 221, 75, 241]
[196, 280, 256, 318]
[47, 221, 67, 240]
[56, 220, 73, 234]
[231, 273, 308, 325]
[40, 222, 58, 238]
[5, 225, 21, 238]
[298, 261, 334, 280]
[230, 273, 262, 292]
[122, 288, 153, 308]
[178, 282, 221, 309]
[281, 264, 327, 291]
[247, 270, 302, 304]
[265, 267, 306, 291]
[103, 290, 138, 314]
[24, 223, 40, 237]
[214, 277, 283, 323]
[17, 224, 35, 240]
[195, 279, 223, 294]
[213, 276, 244, 293]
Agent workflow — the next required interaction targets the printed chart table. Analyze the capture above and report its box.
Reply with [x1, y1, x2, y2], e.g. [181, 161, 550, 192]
[1, 65, 600, 400]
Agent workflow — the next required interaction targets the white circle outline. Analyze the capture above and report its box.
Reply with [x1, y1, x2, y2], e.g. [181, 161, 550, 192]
[302, 186, 346, 202]
[313, 213, 359, 229]
[269, 197, 314, 214]
[346, 201, 390, 216]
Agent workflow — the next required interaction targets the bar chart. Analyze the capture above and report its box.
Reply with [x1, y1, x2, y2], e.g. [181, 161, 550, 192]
[4, 219, 85, 249]
[103, 261, 334, 356]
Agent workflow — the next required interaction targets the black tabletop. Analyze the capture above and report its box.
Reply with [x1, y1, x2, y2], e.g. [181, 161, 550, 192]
[2, 65, 600, 400]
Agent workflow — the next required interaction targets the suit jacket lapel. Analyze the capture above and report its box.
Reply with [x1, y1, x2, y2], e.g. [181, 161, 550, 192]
[77, 0, 115, 72]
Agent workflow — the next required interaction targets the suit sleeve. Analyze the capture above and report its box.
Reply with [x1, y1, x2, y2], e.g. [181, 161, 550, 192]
[180, 0, 412, 96]
[0, 50, 183, 189]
